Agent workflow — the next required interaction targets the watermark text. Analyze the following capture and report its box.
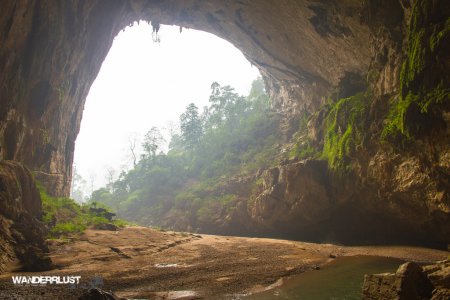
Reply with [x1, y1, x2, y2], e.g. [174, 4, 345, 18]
[12, 276, 81, 286]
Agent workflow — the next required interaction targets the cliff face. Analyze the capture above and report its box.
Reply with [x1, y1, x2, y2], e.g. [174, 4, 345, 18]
[0, 161, 51, 272]
[0, 0, 448, 260]
[0, 0, 372, 196]
[249, 0, 450, 247]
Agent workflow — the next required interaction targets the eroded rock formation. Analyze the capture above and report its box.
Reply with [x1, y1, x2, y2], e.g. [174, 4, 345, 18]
[362, 260, 450, 300]
[0, 0, 449, 267]
[0, 161, 51, 272]
[0, 0, 373, 196]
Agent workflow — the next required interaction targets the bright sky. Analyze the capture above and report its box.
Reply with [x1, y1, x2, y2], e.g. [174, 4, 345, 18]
[73, 23, 260, 194]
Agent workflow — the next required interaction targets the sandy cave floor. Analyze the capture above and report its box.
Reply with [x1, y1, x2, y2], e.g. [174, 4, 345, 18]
[0, 226, 448, 299]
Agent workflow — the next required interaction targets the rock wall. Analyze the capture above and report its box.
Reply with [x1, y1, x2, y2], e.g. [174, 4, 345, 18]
[245, 0, 450, 247]
[0, 0, 136, 196]
[0, 0, 372, 196]
[0, 0, 448, 250]
[362, 260, 450, 299]
[0, 161, 51, 272]
[149, 0, 450, 248]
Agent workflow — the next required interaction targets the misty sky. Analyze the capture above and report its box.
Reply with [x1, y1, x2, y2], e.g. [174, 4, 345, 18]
[73, 23, 260, 193]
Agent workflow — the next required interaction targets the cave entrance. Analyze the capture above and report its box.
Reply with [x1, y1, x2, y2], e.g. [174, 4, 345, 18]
[71, 22, 261, 203]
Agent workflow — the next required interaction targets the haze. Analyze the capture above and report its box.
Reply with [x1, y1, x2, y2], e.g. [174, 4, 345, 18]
[73, 23, 260, 195]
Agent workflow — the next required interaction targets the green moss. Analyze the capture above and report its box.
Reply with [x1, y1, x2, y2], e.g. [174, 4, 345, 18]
[218, 194, 236, 204]
[400, 2, 449, 96]
[382, 86, 449, 143]
[383, 1, 450, 144]
[322, 92, 370, 170]
[420, 83, 450, 112]
[382, 93, 415, 138]
[430, 17, 450, 51]
[289, 143, 318, 160]
[287, 112, 320, 161]
[400, 28, 427, 95]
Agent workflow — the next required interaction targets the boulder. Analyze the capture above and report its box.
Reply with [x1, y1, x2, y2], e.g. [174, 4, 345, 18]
[362, 261, 450, 300]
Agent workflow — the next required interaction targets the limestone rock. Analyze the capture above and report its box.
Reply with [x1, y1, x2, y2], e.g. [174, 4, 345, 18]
[0, 0, 448, 248]
[248, 160, 331, 238]
[0, 0, 372, 196]
[362, 261, 450, 300]
[0, 161, 52, 272]
[423, 260, 450, 290]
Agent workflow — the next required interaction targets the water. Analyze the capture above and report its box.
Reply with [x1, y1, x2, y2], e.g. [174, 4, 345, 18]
[246, 256, 403, 300]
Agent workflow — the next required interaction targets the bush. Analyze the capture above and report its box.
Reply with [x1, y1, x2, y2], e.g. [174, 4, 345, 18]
[38, 183, 127, 238]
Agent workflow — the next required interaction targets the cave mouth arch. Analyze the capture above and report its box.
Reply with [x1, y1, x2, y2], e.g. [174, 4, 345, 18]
[71, 22, 261, 201]
[0, 1, 372, 197]
[0, 0, 449, 257]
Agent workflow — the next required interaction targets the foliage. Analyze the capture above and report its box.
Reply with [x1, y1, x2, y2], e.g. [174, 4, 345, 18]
[322, 93, 370, 170]
[289, 143, 318, 160]
[38, 183, 127, 238]
[180, 103, 202, 151]
[383, 0, 450, 143]
[142, 127, 165, 159]
[90, 78, 282, 227]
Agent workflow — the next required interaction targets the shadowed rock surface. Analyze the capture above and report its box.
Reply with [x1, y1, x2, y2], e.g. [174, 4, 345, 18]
[0, 0, 449, 274]
[362, 260, 450, 300]
[0, 160, 51, 272]
[0, 0, 374, 196]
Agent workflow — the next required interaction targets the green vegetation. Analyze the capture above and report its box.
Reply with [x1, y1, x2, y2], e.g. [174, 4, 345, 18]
[383, 0, 450, 143]
[322, 93, 370, 171]
[287, 112, 320, 161]
[289, 143, 317, 161]
[38, 183, 126, 238]
[90, 78, 282, 226]
[381, 94, 414, 143]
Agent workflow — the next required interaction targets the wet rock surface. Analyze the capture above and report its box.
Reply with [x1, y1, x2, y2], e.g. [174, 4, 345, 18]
[362, 260, 450, 300]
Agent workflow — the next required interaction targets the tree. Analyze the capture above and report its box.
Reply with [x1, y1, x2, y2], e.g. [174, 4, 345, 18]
[127, 133, 140, 167]
[180, 103, 202, 151]
[70, 164, 87, 203]
[86, 79, 282, 230]
[142, 126, 165, 159]
[248, 77, 269, 112]
[88, 171, 97, 198]
[168, 133, 183, 151]
[105, 167, 117, 193]
[206, 82, 245, 129]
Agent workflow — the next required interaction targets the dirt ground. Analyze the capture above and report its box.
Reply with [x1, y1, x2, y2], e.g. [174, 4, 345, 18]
[0, 226, 448, 299]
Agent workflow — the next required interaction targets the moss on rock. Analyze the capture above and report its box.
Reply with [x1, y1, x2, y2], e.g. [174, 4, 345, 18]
[322, 92, 370, 170]
[383, 0, 450, 144]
